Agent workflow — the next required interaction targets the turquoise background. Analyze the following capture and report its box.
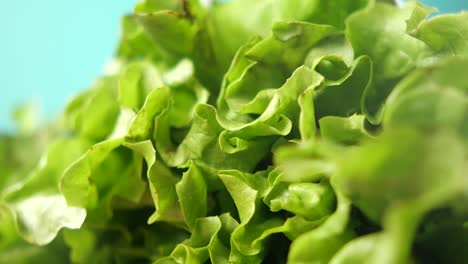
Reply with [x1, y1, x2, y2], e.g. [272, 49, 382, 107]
[410, 0, 467, 13]
[0, 0, 466, 131]
[0, 0, 137, 132]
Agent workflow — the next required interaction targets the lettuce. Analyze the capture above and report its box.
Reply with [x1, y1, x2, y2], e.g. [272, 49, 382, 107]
[1, 0, 467, 263]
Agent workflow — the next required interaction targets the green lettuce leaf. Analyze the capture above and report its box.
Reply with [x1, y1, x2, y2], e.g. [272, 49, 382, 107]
[3, 0, 468, 263]
[346, 1, 432, 123]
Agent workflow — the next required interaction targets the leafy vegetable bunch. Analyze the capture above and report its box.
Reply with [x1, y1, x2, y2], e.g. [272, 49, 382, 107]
[1, 0, 467, 263]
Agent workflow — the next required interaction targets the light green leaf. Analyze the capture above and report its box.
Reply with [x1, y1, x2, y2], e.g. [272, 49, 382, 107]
[414, 12, 468, 56]
[176, 162, 208, 229]
[319, 114, 370, 145]
[288, 192, 355, 264]
[3, 138, 89, 245]
[346, 2, 432, 123]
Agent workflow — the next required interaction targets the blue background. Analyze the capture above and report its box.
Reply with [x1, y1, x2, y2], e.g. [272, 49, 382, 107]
[0, 0, 137, 132]
[416, 0, 467, 13]
[0, 0, 466, 132]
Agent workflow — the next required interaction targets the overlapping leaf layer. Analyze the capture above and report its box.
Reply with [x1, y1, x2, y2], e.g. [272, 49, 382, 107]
[1, 0, 467, 263]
